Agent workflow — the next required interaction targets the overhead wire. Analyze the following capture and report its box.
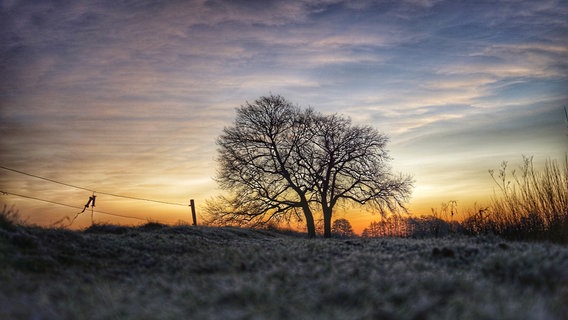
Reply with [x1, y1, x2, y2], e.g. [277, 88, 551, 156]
[0, 165, 92, 192]
[0, 190, 147, 221]
[0, 165, 188, 206]
[0, 165, 194, 225]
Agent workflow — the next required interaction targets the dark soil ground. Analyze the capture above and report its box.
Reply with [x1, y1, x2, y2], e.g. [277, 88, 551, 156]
[1, 223, 567, 319]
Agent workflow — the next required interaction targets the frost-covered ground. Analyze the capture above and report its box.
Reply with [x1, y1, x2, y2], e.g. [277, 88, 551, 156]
[1, 224, 567, 319]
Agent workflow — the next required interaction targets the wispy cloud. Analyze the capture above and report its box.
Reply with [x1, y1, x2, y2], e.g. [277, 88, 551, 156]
[1, 0, 567, 224]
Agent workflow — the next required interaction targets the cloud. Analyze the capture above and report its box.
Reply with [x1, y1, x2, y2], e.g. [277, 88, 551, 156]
[1, 0, 567, 224]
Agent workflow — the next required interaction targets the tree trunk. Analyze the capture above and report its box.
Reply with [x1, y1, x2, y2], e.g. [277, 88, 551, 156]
[299, 193, 316, 238]
[323, 208, 332, 238]
[303, 206, 316, 238]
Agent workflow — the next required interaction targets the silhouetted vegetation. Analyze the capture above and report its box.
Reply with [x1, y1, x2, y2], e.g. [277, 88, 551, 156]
[211, 94, 413, 238]
[0, 205, 24, 231]
[361, 215, 460, 238]
[360, 156, 568, 243]
[330, 218, 354, 238]
[465, 156, 568, 243]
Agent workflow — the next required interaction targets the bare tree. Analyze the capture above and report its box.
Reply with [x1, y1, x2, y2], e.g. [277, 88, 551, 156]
[331, 218, 354, 238]
[215, 95, 317, 237]
[362, 221, 383, 238]
[303, 113, 414, 237]
[214, 94, 413, 238]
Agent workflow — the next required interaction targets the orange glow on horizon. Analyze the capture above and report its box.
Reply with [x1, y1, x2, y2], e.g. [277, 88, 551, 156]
[2, 189, 493, 236]
[0, 155, 559, 236]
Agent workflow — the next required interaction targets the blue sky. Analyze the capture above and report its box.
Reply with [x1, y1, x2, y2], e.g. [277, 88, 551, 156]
[1, 0, 567, 232]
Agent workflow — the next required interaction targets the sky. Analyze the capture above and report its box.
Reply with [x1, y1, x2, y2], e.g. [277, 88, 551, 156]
[1, 0, 567, 234]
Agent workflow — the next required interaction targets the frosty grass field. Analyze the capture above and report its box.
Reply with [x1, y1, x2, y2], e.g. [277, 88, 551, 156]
[1, 223, 567, 320]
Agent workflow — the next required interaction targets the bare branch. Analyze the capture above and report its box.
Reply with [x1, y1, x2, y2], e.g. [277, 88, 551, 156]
[211, 94, 414, 238]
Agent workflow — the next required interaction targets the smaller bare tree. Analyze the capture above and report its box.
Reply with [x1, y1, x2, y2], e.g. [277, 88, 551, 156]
[331, 218, 354, 238]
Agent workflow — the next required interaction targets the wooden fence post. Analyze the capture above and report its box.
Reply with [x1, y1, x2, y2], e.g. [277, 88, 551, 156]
[190, 199, 197, 226]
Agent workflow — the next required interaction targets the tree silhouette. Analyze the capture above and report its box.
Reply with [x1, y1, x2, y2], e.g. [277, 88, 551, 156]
[362, 221, 382, 238]
[214, 95, 317, 236]
[331, 218, 354, 238]
[303, 113, 413, 237]
[213, 94, 413, 238]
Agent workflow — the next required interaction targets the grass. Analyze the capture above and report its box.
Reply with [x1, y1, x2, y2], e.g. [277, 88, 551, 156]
[360, 156, 568, 243]
[462, 156, 568, 243]
[1, 216, 567, 319]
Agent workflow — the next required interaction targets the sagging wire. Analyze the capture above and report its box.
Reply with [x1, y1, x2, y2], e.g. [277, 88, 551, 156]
[0, 165, 187, 207]
[0, 190, 147, 226]
[0, 165, 197, 225]
[55, 194, 96, 226]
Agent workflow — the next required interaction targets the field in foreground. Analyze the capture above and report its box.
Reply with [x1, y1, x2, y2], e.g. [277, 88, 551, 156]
[1, 223, 567, 320]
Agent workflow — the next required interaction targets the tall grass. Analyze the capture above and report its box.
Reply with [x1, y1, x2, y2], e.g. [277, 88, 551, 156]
[360, 156, 568, 243]
[467, 155, 568, 242]
[0, 205, 24, 231]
